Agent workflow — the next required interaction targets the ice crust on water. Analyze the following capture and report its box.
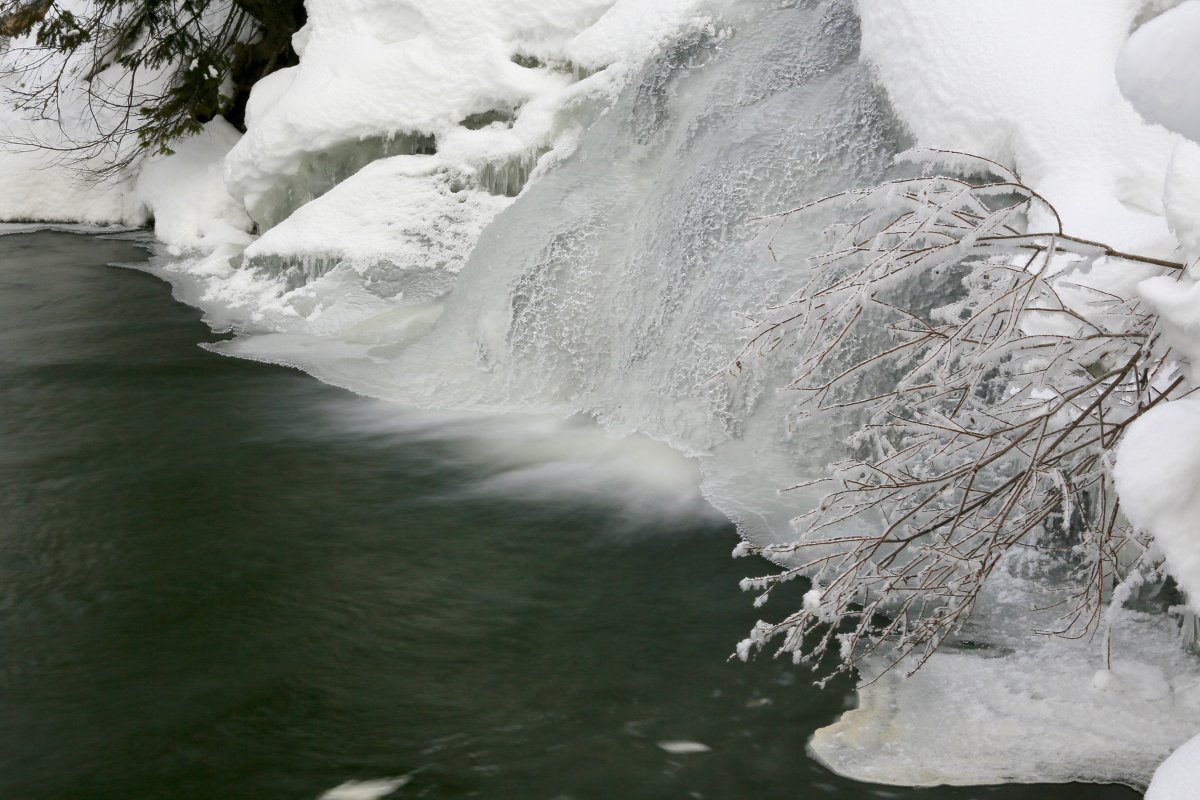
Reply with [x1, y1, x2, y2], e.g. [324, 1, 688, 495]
[318, 776, 409, 800]
[810, 600, 1200, 788]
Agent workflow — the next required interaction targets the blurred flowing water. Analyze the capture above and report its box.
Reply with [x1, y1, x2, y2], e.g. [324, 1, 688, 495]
[0, 231, 1139, 799]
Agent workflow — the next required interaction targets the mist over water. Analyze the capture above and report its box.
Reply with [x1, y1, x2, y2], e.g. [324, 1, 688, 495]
[0, 232, 1137, 799]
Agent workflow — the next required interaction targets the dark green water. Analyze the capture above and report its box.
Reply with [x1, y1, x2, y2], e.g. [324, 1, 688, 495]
[0, 231, 1137, 800]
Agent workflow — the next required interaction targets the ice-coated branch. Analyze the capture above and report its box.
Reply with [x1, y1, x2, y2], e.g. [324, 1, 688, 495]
[733, 149, 1185, 682]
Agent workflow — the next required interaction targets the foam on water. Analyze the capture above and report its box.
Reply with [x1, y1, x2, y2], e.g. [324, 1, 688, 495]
[302, 399, 721, 523]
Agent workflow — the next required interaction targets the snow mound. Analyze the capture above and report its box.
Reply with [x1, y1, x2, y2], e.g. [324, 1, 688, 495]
[1115, 398, 1200, 608]
[1116, 1, 1200, 143]
[243, 155, 510, 306]
[856, 0, 1178, 253]
[1146, 732, 1200, 800]
[134, 118, 253, 251]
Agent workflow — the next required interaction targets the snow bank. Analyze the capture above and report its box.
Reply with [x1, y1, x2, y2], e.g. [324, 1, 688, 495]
[0, 98, 142, 224]
[0, 103, 243, 249]
[0, 2, 248, 244]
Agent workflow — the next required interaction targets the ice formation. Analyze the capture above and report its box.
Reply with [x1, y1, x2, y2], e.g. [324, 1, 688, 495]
[6, 0, 1200, 792]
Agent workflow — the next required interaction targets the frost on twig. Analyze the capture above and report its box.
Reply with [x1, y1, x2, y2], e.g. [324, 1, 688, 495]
[733, 149, 1189, 682]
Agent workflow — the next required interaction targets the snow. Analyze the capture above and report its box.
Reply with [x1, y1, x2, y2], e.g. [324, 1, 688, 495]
[1113, 0, 1200, 632]
[223, 0, 708, 231]
[1116, 1, 1200, 144]
[134, 118, 253, 251]
[855, 0, 1179, 254]
[1146, 732, 1200, 800]
[1163, 141, 1200, 259]
[1115, 399, 1200, 609]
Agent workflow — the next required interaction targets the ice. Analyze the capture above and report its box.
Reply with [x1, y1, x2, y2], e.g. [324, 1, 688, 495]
[242, 155, 510, 308]
[811, 614, 1200, 788]
[247, 133, 438, 230]
[222, 0, 709, 238]
[318, 776, 409, 800]
[657, 740, 712, 754]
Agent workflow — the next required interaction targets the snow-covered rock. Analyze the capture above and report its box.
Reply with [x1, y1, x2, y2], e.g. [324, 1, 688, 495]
[223, 0, 707, 230]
